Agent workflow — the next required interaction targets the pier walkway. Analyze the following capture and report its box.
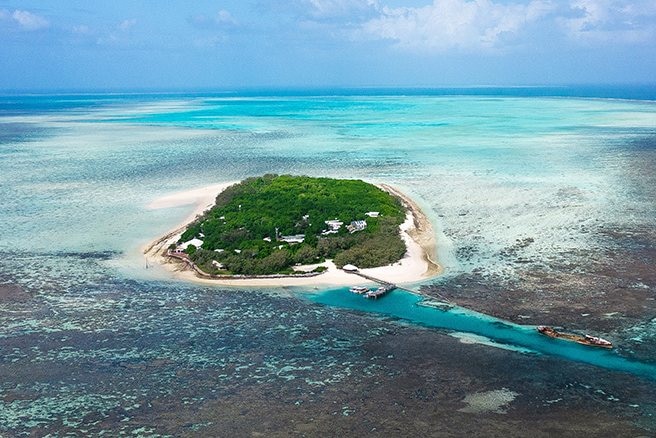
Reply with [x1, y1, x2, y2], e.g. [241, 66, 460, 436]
[347, 269, 453, 304]
[347, 271, 396, 299]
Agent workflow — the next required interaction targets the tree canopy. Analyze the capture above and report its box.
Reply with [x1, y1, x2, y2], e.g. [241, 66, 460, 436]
[179, 174, 407, 275]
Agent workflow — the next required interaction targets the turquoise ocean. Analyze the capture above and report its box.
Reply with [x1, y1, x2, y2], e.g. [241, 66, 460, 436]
[1, 87, 656, 435]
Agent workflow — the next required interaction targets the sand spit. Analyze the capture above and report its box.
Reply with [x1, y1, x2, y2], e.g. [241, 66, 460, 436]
[142, 182, 235, 256]
[144, 182, 440, 288]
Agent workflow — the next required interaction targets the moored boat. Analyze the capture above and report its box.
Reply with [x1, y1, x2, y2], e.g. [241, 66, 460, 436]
[349, 286, 370, 294]
[537, 325, 613, 349]
[364, 284, 394, 299]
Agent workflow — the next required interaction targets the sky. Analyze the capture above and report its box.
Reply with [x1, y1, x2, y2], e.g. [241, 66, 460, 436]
[1, 0, 655, 90]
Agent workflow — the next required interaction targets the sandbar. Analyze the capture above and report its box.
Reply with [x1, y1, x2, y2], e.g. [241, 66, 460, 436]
[143, 182, 440, 288]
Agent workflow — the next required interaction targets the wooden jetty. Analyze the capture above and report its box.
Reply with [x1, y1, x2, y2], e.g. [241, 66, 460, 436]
[347, 271, 397, 299]
[346, 268, 453, 305]
[365, 284, 395, 299]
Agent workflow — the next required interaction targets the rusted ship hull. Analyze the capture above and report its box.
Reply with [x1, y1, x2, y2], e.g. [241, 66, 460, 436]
[537, 326, 613, 349]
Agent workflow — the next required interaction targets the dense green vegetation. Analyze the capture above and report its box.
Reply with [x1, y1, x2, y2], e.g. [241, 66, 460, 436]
[178, 174, 407, 275]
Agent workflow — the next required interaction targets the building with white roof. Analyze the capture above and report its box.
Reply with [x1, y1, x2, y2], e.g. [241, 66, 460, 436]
[280, 234, 305, 244]
[179, 238, 204, 250]
[347, 220, 367, 233]
[325, 219, 343, 230]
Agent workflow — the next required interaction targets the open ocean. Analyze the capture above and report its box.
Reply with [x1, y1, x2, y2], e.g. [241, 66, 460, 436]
[1, 87, 656, 436]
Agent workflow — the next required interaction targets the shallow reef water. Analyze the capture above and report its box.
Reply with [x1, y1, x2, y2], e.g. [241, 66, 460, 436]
[1, 90, 656, 435]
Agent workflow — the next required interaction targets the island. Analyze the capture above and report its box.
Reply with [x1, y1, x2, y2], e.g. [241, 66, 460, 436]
[144, 175, 440, 287]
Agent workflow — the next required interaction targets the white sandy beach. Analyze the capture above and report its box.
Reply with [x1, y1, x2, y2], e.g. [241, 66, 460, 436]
[144, 182, 440, 288]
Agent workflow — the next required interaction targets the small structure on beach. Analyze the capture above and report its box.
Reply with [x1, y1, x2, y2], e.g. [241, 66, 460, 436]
[179, 238, 204, 251]
[342, 264, 359, 272]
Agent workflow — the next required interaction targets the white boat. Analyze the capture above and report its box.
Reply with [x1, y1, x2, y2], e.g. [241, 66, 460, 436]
[349, 286, 369, 294]
[365, 285, 393, 299]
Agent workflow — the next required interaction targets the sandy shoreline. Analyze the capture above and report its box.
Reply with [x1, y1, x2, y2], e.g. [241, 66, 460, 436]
[143, 181, 440, 288]
[142, 182, 234, 255]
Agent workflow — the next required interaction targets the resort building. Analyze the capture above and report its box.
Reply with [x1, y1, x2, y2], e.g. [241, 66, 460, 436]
[347, 220, 367, 233]
[325, 219, 343, 230]
[322, 219, 344, 236]
[280, 234, 305, 244]
[365, 211, 380, 217]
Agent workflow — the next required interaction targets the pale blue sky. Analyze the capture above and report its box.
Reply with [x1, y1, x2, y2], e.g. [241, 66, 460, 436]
[1, 0, 655, 90]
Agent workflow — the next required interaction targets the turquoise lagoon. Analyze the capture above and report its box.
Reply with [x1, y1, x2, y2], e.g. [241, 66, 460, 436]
[307, 287, 656, 380]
